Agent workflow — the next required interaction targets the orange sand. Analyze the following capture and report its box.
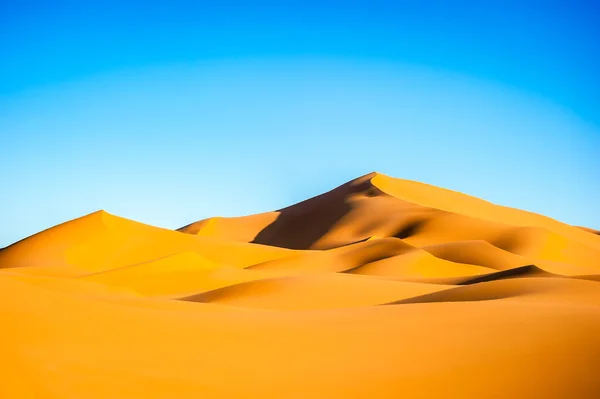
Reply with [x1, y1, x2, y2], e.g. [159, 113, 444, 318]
[1, 172, 599, 398]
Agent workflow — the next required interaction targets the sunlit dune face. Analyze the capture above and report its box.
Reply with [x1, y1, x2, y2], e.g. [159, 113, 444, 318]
[1, 172, 600, 398]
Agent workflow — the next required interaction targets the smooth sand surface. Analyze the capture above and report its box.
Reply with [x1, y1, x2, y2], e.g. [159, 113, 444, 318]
[1, 172, 599, 398]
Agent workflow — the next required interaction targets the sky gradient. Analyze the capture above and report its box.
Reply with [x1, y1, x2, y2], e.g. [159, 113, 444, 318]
[1, 0, 599, 246]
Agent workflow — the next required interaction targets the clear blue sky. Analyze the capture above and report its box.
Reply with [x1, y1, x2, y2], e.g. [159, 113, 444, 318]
[1, 0, 599, 246]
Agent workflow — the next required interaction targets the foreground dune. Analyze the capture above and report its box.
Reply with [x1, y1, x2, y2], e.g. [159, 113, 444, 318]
[1, 172, 599, 398]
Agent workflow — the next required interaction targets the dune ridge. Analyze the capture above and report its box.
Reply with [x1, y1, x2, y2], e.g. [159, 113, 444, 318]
[1, 172, 599, 398]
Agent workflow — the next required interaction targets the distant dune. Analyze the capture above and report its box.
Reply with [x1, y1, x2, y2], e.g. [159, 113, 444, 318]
[1, 172, 599, 398]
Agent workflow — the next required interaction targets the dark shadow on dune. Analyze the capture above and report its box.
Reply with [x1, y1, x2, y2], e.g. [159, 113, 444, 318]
[571, 274, 600, 283]
[251, 173, 379, 250]
[179, 276, 290, 303]
[180, 284, 231, 303]
[575, 226, 600, 236]
[340, 241, 417, 274]
[340, 254, 404, 274]
[381, 265, 559, 306]
[251, 194, 349, 249]
[393, 219, 425, 239]
[382, 285, 512, 305]
[457, 265, 550, 285]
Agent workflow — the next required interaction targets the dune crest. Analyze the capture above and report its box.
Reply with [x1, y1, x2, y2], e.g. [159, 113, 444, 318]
[1, 172, 599, 398]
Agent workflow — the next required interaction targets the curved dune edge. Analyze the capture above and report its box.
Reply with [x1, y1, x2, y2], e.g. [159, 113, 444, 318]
[1, 172, 600, 398]
[577, 225, 600, 235]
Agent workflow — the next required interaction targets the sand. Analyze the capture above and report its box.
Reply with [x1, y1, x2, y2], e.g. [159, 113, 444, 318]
[1, 172, 599, 398]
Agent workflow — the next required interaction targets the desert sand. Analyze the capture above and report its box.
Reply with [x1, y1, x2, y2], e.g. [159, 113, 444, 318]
[1, 172, 599, 398]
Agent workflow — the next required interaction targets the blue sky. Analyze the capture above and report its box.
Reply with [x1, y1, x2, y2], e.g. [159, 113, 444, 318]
[1, 0, 599, 246]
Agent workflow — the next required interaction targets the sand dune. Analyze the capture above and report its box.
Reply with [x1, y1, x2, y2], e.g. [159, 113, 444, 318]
[182, 274, 452, 310]
[0, 210, 296, 276]
[387, 276, 600, 307]
[1, 172, 599, 398]
[420, 239, 528, 270]
[577, 226, 600, 235]
[79, 251, 276, 297]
